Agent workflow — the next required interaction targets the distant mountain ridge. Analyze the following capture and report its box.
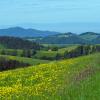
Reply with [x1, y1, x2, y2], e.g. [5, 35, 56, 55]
[91, 35, 100, 44]
[0, 27, 60, 37]
[79, 32, 100, 41]
[0, 27, 100, 44]
[34, 32, 100, 44]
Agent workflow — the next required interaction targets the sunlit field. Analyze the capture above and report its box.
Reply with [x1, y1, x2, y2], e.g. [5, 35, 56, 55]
[0, 53, 100, 100]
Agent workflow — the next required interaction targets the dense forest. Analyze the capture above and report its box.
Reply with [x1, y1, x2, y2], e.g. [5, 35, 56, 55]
[0, 36, 42, 49]
[0, 57, 30, 71]
[38, 45, 100, 60]
[0, 49, 37, 58]
[63, 45, 100, 59]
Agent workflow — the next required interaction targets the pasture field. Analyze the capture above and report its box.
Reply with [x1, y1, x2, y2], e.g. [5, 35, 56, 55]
[0, 53, 100, 100]
[0, 55, 50, 65]
[0, 45, 77, 59]
[42, 44, 80, 47]
[34, 50, 57, 59]
[58, 45, 78, 53]
[0, 44, 6, 49]
[34, 45, 78, 59]
[0, 49, 22, 56]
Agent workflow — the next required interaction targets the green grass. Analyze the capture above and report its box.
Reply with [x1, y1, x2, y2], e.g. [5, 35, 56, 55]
[42, 44, 80, 47]
[59, 53, 100, 100]
[0, 49, 22, 56]
[80, 34, 99, 41]
[0, 45, 78, 60]
[0, 53, 100, 99]
[34, 50, 57, 59]
[0, 55, 50, 65]
[0, 44, 6, 49]
[34, 45, 78, 59]
[58, 45, 78, 54]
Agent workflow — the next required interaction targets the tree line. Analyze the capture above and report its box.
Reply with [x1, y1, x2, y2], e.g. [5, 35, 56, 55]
[0, 49, 37, 58]
[0, 36, 42, 49]
[0, 57, 30, 71]
[56, 45, 100, 60]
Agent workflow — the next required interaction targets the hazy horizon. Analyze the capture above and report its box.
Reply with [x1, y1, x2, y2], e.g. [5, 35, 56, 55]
[0, 0, 100, 33]
[0, 22, 100, 34]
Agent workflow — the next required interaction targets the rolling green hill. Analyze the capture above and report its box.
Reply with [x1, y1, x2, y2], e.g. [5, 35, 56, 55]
[0, 44, 6, 49]
[31, 32, 100, 44]
[34, 45, 78, 60]
[35, 33, 86, 44]
[92, 36, 100, 44]
[0, 27, 60, 37]
[79, 32, 100, 41]
[0, 53, 100, 99]
[0, 55, 49, 65]
[0, 36, 41, 49]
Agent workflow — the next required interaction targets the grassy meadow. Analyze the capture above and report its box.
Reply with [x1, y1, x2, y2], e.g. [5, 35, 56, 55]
[0, 45, 78, 60]
[0, 44, 6, 49]
[0, 55, 50, 65]
[0, 53, 100, 100]
[34, 45, 78, 59]
[0, 37, 100, 99]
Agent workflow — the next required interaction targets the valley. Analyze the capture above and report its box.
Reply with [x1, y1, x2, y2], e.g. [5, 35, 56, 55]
[0, 0, 100, 99]
[0, 31, 100, 100]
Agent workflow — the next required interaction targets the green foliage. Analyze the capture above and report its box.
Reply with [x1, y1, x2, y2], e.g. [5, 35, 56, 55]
[79, 32, 100, 41]
[0, 55, 49, 66]
[0, 49, 22, 56]
[0, 57, 30, 71]
[0, 49, 37, 58]
[0, 44, 6, 49]
[0, 45, 99, 61]
[36, 33, 86, 44]
[0, 36, 41, 49]
[34, 50, 57, 60]
[34, 45, 78, 60]
[34, 32, 100, 44]
[0, 53, 100, 99]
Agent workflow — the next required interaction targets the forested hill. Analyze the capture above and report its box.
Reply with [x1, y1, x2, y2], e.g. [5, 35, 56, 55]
[33, 32, 100, 44]
[0, 27, 60, 37]
[0, 36, 41, 49]
[0, 27, 100, 44]
[35, 33, 86, 44]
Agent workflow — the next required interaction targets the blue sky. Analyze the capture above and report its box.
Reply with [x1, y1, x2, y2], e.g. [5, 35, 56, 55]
[0, 0, 100, 33]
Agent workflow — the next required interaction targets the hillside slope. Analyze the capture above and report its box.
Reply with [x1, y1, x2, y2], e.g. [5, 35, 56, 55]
[0, 36, 40, 49]
[0, 27, 59, 37]
[0, 55, 49, 66]
[36, 33, 86, 44]
[79, 32, 100, 41]
[92, 36, 100, 44]
[0, 53, 100, 99]
[34, 32, 100, 44]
